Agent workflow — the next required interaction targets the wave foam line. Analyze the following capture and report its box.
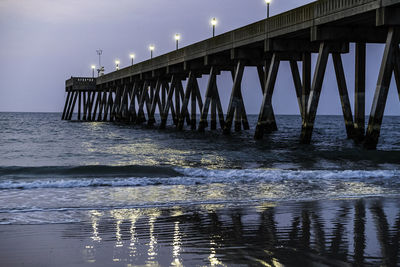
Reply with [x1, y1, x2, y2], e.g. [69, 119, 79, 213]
[0, 168, 399, 190]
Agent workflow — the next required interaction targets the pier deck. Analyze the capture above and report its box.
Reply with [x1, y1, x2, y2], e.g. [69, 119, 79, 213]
[63, 0, 400, 149]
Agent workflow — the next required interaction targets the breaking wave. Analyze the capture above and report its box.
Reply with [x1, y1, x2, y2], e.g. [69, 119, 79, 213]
[0, 166, 399, 190]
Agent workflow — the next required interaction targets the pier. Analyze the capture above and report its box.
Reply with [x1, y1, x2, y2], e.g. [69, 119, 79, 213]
[62, 0, 400, 149]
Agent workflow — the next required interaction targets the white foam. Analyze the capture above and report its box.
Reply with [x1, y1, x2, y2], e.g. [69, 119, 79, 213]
[0, 168, 399, 190]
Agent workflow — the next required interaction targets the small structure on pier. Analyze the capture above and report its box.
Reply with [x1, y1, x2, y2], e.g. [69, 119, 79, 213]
[62, 0, 400, 149]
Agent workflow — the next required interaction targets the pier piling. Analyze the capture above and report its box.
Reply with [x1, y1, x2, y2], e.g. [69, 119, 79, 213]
[62, 1, 400, 149]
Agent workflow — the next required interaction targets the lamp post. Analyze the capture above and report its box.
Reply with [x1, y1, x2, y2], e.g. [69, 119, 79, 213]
[175, 34, 180, 50]
[115, 60, 120, 71]
[130, 54, 135, 65]
[265, 0, 271, 18]
[91, 65, 96, 78]
[149, 45, 155, 59]
[211, 18, 217, 37]
[96, 49, 103, 77]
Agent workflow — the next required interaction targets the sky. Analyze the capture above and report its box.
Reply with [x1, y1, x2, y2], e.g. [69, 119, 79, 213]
[0, 0, 399, 116]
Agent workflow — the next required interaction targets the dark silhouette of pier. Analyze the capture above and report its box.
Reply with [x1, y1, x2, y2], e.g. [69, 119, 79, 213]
[62, 0, 400, 149]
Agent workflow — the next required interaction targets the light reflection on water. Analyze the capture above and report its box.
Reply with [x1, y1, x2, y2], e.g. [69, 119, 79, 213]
[2, 113, 400, 169]
[73, 198, 400, 266]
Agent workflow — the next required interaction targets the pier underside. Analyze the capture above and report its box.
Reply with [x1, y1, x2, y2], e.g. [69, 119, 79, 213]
[63, 0, 400, 149]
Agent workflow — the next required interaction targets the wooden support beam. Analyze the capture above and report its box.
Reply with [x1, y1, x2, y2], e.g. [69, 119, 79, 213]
[223, 61, 245, 134]
[128, 81, 140, 122]
[194, 78, 203, 112]
[376, 7, 400, 27]
[300, 43, 330, 144]
[311, 26, 388, 43]
[230, 70, 241, 132]
[394, 46, 400, 102]
[98, 91, 106, 121]
[161, 82, 167, 111]
[238, 87, 249, 130]
[65, 91, 75, 120]
[332, 53, 355, 139]
[117, 88, 124, 121]
[121, 85, 130, 122]
[103, 91, 109, 121]
[211, 96, 217, 130]
[65, 91, 74, 120]
[210, 77, 222, 130]
[177, 80, 191, 126]
[67, 91, 78, 120]
[229, 68, 248, 132]
[160, 76, 177, 129]
[289, 60, 304, 118]
[190, 81, 197, 130]
[117, 85, 127, 121]
[257, 66, 265, 93]
[178, 72, 195, 130]
[169, 86, 177, 127]
[110, 90, 115, 121]
[199, 67, 217, 132]
[213, 80, 225, 130]
[302, 52, 311, 122]
[190, 78, 204, 130]
[85, 92, 91, 121]
[103, 90, 111, 121]
[175, 80, 181, 125]
[92, 91, 101, 120]
[87, 91, 93, 120]
[137, 82, 149, 124]
[83, 91, 87, 121]
[267, 38, 349, 54]
[259, 60, 278, 133]
[78, 91, 82, 121]
[148, 79, 162, 126]
[364, 28, 399, 149]
[257, 62, 278, 133]
[254, 54, 280, 139]
[150, 82, 155, 104]
[87, 92, 96, 121]
[111, 87, 120, 122]
[146, 83, 153, 119]
[61, 92, 71, 120]
[102, 90, 109, 121]
[64, 91, 73, 120]
[108, 90, 115, 122]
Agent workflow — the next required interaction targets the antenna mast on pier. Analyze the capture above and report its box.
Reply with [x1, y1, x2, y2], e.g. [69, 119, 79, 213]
[96, 49, 104, 76]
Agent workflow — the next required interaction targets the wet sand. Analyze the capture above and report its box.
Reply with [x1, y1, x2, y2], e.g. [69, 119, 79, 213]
[0, 197, 399, 266]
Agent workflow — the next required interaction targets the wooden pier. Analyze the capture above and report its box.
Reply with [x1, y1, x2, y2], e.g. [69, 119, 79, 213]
[63, 0, 400, 149]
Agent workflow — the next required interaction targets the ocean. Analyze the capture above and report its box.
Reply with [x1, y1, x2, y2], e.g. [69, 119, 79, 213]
[0, 112, 400, 266]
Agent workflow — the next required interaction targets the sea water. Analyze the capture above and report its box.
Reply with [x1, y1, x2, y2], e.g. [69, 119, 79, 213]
[0, 112, 399, 266]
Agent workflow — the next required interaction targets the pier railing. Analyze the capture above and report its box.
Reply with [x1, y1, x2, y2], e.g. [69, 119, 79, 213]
[66, 77, 97, 91]
[96, 0, 383, 84]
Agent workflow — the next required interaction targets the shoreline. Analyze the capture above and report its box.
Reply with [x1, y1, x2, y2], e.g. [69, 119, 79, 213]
[1, 196, 399, 266]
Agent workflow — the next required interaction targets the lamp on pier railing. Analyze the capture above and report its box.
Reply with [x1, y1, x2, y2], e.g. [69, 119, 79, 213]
[115, 60, 120, 71]
[91, 65, 96, 78]
[130, 54, 135, 65]
[149, 45, 155, 59]
[211, 18, 217, 37]
[265, 0, 271, 18]
[175, 34, 181, 50]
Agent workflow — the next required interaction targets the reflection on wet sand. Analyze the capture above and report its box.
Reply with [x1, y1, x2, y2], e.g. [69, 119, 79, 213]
[73, 198, 400, 266]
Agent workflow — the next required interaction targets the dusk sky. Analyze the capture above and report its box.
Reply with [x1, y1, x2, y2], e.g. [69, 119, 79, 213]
[0, 0, 399, 115]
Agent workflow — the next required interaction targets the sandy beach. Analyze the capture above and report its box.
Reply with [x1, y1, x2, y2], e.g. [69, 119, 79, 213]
[1, 197, 399, 266]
